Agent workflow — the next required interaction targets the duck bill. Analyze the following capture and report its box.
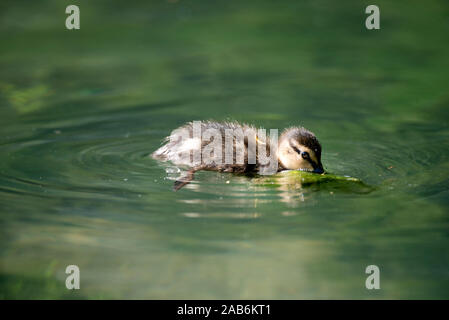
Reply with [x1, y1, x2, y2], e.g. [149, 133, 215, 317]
[313, 163, 325, 174]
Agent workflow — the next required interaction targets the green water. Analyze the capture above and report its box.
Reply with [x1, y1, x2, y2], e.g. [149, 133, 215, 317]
[1, 0, 448, 299]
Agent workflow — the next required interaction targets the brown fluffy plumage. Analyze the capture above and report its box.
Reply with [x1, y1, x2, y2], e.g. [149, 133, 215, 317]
[152, 121, 323, 190]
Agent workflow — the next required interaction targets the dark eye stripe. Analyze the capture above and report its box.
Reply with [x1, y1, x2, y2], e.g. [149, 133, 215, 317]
[288, 140, 301, 154]
[292, 146, 301, 154]
[295, 146, 318, 169]
[288, 140, 319, 170]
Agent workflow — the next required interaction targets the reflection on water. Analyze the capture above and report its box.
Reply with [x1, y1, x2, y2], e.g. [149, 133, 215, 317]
[1, 0, 449, 299]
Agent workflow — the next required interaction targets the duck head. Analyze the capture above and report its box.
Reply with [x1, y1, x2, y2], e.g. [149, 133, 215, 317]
[278, 127, 324, 174]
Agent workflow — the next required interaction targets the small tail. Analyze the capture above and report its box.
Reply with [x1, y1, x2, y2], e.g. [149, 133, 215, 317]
[151, 145, 168, 161]
[173, 169, 196, 191]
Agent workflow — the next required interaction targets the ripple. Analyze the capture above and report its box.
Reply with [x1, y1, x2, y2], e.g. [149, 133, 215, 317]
[0, 127, 165, 203]
[323, 136, 443, 185]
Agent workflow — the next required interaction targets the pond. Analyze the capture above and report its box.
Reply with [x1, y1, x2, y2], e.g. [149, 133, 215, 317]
[0, 0, 448, 299]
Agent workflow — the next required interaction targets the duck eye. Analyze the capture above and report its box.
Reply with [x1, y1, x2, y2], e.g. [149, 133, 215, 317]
[301, 151, 310, 159]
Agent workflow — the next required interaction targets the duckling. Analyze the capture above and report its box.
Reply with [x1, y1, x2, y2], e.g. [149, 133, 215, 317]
[152, 121, 324, 190]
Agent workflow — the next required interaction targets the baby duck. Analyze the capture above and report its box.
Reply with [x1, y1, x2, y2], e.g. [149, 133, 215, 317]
[152, 121, 324, 190]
